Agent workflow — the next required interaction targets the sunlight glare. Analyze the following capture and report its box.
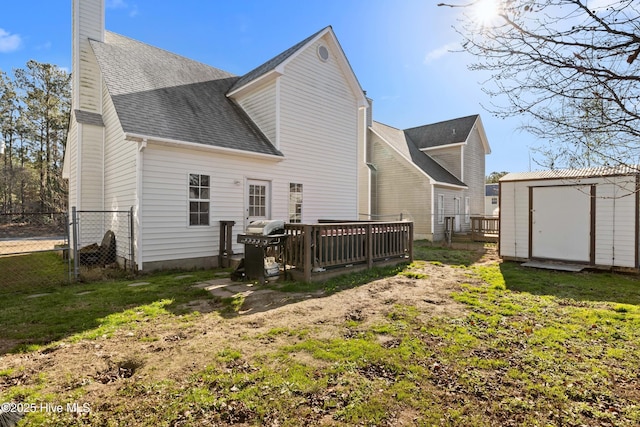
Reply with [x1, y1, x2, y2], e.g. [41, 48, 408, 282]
[472, 0, 501, 26]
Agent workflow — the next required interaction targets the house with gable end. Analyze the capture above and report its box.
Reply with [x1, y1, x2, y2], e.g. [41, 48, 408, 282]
[63, 0, 368, 271]
[361, 114, 491, 240]
[63, 0, 491, 271]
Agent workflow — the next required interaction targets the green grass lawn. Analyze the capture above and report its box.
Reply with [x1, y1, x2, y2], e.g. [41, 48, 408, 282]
[0, 268, 217, 351]
[2, 244, 640, 426]
[0, 252, 71, 288]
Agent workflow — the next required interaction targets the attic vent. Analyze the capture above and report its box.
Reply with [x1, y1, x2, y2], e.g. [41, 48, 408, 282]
[317, 45, 329, 62]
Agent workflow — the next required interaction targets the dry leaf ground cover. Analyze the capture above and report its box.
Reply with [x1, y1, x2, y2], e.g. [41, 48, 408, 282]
[0, 242, 639, 426]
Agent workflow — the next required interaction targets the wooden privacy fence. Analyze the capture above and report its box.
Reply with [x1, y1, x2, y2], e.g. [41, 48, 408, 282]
[284, 221, 413, 282]
[470, 216, 499, 242]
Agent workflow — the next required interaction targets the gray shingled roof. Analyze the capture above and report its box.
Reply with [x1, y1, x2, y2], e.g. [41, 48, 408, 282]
[405, 115, 479, 149]
[371, 121, 466, 187]
[228, 27, 329, 94]
[89, 32, 282, 156]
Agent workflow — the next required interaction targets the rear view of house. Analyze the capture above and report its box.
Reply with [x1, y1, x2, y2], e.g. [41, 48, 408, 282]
[63, 0, 368, 271]
[499, 167, 639, 270]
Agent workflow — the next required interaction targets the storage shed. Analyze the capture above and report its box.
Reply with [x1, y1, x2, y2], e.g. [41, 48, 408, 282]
[499, 167, 639, 270]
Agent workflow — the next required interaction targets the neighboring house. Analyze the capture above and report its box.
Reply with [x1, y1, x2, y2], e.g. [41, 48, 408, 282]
[361, 115, 491, 240]
[63, 0, 367, 271]
[485, 183, 499, 217]
[499, 167, 639, 270]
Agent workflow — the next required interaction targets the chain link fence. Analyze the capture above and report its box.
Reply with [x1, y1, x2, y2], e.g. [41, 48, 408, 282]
[71, 208, 135, 278]
[1, 209, 135, 290]
[0, 212, 71, 288]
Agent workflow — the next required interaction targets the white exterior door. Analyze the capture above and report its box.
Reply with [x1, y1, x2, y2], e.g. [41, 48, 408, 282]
[531, 186, 590, 262]
[454, 198, 461, 232]
[246, 180, 270, 225]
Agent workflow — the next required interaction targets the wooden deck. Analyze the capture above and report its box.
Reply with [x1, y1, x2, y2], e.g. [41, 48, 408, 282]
[470, 217, 499, 242]
[284, 221, 413, 282]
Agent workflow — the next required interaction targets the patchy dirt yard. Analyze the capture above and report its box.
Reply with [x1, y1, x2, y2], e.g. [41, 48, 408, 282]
[0, 248, 521, 425]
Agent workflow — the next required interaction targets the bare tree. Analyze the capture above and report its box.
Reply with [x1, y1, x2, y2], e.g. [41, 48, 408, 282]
[439, 0, 640, 169]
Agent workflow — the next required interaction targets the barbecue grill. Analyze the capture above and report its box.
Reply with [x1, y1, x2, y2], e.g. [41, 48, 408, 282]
[235, 220, 288, 282]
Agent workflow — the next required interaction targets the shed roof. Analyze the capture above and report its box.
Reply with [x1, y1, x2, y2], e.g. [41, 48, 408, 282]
[371, 121, 466, 187]
[500, 165, 640, 182]
[90, 32, 282, 157]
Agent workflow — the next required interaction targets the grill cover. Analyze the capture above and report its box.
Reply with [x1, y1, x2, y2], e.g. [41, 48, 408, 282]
[245, 220, 285, 235]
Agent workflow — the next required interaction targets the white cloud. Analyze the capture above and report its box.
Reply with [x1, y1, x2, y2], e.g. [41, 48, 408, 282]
[424, 42, 459, 64]
[0, 28, 22, 53]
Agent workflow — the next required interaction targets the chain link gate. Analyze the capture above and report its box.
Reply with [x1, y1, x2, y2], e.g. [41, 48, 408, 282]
[70, 207, 136, 279]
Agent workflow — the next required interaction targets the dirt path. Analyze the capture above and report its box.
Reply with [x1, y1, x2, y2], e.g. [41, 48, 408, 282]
[0, 250, 498, 420]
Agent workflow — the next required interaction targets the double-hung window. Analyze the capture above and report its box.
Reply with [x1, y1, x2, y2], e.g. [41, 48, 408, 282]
[189, 174, 210, 226]
[437, 194, 445, 224]
[289, 183, 303, 223]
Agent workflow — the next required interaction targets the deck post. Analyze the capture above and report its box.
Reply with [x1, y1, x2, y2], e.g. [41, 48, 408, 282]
[303, 224, 312, 282]
[408, 222, 414, 262]
[366, 223, 373, 269]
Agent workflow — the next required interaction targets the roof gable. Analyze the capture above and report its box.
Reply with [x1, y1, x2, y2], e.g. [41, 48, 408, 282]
[90, 32, 282, 157]
[405, 114, 490, 154]
[371, 121, 466, 188]
[227, 26, 367, 107]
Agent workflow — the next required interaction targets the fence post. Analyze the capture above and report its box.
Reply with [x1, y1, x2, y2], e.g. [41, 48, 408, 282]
[72, 207, 79, 280]
[129, 206, 136, 272]
[303, 224, 312, 282]
[408, 222, 414, 262]
[366, 223, 373, 269]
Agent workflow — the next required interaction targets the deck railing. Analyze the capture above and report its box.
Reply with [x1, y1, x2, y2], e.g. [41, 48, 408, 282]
[284, 221, 413, 282]
[470, 216, 499, 242]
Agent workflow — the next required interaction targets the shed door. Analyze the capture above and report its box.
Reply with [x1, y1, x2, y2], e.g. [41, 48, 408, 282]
[531, 186, 591, 262]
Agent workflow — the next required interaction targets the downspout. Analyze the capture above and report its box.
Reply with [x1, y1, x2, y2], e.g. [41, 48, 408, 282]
[135, 138, 147, 270]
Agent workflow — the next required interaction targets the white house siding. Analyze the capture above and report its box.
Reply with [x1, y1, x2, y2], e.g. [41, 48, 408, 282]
[275, 35, 359, 222]
[433, 186, 464, 240]
[370, 133, 431, 239]
[103, 81, 136, 212]
[65, 119, 78, 209]
[500, 175, 638, 269]
[79, 124, 104, 211]
[464, 128, 487, 218]
[234, 82, 277, 145]
[426, 146, 461, 180]
[73, 0, 103, 113]
[140, 144, 257, 268]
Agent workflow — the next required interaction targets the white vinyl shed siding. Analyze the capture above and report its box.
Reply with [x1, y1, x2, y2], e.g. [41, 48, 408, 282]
[500, 175, 638, 268]
[595, 177, 637, 267]
[499, 181, 530, 259]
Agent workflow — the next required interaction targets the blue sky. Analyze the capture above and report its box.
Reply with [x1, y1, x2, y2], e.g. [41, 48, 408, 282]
[0, 0, 543, 174]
